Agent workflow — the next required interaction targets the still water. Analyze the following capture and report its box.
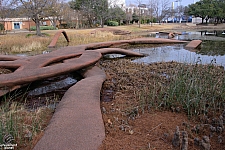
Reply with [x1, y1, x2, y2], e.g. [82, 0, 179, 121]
[131, 43, 225, 68]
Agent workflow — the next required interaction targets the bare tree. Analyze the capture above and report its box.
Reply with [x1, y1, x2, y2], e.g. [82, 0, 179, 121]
[147, 0, 170, 23]
[56, 2, 74, 28]
[44, 0, 62, 28]
[153, 0, 160, 22]
[148, 0, 155, 23]
[160, 0, 170, 22]
[16, 0, 59, 36]
[125, 8, 133, 24]
[0, 0, 14, 19]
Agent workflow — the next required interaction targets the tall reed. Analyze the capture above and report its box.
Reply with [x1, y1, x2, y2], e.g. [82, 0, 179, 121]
[163, 62, 225, 117]
[0, 99, 53, 149]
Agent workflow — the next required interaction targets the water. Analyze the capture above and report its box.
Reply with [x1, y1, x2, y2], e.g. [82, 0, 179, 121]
[154, 30, 225, 41]
[10, 72, 82, 110]
[131, 43, 225, 68]
[28, 76, 78, 96]
[123, 31, 224, 68]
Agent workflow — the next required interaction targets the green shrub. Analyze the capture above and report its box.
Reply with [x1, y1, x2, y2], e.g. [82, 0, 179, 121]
[26, 33, 50, 38]
[30, 26, 57, 31]
[107, 21, 119, 26]
[58, 23, 68, 29]
[0, 23, 4, 30]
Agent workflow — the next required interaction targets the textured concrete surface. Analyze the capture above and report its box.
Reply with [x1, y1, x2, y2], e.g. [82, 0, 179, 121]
[185, 40, 202, 49]
[33, 66, 106, 150]
[48, 30, 70, 48]
[0, 37, 186, 96]
[0, 37, 189, 149]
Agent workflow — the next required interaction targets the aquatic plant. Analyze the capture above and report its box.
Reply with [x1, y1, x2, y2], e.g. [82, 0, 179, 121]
[161, 62, 225, 117]
[100, 58, 225, 119]
[0, 95, 53, 149]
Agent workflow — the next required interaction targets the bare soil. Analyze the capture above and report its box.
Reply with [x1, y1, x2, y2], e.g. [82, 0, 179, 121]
[97, 24, 225, 150]
[1, 23, 225, 149]
[98, 59, 225, 150]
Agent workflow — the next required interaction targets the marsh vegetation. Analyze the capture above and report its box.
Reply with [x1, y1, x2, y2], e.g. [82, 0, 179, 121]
[0, 24, 225, 149]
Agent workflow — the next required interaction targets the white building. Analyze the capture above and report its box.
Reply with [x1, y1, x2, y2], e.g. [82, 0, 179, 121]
[108, 0, 126, 9]
[126, 4, 148, 15]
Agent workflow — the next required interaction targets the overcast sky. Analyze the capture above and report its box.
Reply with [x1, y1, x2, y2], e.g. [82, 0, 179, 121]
[126, 0, 199, 7]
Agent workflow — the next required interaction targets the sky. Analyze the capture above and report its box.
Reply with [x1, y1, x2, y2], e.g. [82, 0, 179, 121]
[126, 0, 199, 7]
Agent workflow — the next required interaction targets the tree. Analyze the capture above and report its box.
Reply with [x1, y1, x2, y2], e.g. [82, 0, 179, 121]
[146, 0, 170, 23]
[69, 0, 96, 27]
[159, 0, 170, 22]
[93, 0, 109, 27]
[148, 0, 155, 23]
[53, 2, 72, 28]
[108, 6, 126, 25]
[0, 0, 15, 19]
[212, 0, 225, 23]
[69, 0, 114, 28]
[16, 0, 59, 36]
[125, 8, 133, 24]
[188, 0, 220, 24]
[44, 0, 64, 28]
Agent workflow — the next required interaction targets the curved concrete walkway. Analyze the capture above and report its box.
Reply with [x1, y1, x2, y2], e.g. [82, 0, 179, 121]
[0, 38, 187, 96]
[0, 36, 194, 149]
[33, 66, 106, 150]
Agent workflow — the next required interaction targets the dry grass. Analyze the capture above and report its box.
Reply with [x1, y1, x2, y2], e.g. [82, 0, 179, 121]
[99, 58, 225, 149]
[99, 59, 225, 118]
[0, 34, 51, 54]
[0, 28, 138, 54]
[0, 101, 53, 149]
[0, 24, 186, 55]
[1, 24, 223, 149]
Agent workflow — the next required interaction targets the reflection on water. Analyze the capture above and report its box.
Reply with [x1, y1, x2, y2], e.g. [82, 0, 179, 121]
[132, 44, 225, 68]
[104, 54, 125, 58]
[28, 77, 78, 96]
[153, 31, 225, 41]
[14, 72, 83, 110]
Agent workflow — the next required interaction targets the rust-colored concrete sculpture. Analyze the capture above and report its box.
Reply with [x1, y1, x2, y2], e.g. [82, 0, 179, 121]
[0, 30, 190, 149]
[48, 30, 70, 48]
[0, 36, 187, 96]
[34, 66, 106, 150]
[185, 40, 202, 49]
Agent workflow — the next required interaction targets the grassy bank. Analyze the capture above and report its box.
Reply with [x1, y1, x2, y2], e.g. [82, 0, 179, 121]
[0, 24, 187, 55]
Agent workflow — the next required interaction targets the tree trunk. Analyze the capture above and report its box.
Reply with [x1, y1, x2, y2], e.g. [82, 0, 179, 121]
[36, 20, 42, 36]
[53, 17, 57, 28]
[100, 18, 104, 28]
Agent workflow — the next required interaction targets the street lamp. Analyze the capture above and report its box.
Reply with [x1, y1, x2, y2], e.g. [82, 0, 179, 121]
[138, 4, 146, 28]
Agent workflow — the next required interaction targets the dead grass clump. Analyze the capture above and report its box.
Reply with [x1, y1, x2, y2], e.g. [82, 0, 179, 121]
[68, 31, 122, 46]
[93, 30, 115, 38]
[0, 34, 51, 53]
[0, 101, 53, 149]
[11, 41, 43, 52]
